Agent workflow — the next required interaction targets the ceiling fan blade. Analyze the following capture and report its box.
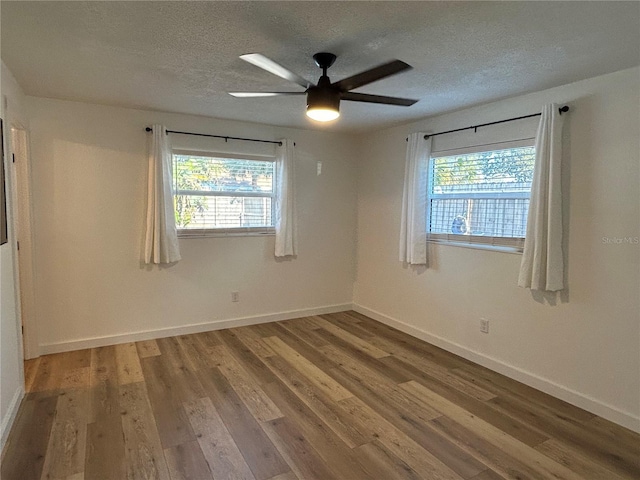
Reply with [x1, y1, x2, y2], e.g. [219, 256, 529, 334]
[341, 92, 418, 106]
[332, 60, 413, 92]
[229, 92, 306, 97]
[240, 54, 313, 89]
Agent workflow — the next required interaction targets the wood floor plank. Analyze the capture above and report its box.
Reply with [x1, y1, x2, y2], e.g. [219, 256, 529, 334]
[486, 394, 640, 478]
[314, 328, 411, 384]
[157, 336, 199, 374]
[352, 440, 423, 480]
[40, 388, 89, 479]
[164, 441, 214, 480]
[261, 380, 374, 480]
[431, 414, 562, 480]
[355, 315, 474, 370]
[264, 354, 371, 448]
[313, 316, 390, 358]
[366, 335, 497, 402]
[379, 355, 549, 447]
[263, 336, 353, 402]
[29, 354, 65, 392]
[183, 397, 256, 480]
[214, 329, 280, 386]
[257, 321, 341, 372]
[194, 330, 223, 348]
[320, 343, 441, 421]
[266, 471, 299, 480]
[262, 416, 340, 480]
[175, 333, 217, 370]
[85, 413, 126, 480]
[0, 392, 57, 480]
[209, 344, 283, 422]
[277, 320, 330, 348]
[452, 365, 597, 423]
[89, 346, 117, 387]
[151, 338, 206, 403]
[58, 365, 90, 391]
[534, 437, 630, 480]
[401, 380, 583, 480]
[115, 343, 144, 385]
[59, 349, 91, 373]
[322, 312, 377, 338]
[587, 416, 640, 452]
[140, 356, 197, 448]
[119, 382, 171, 480]
[468, 469, 508, 480]
[332, 369, 487, 479]
[136, 339, 161, 359]
[197, 436, 257, 480]
[24, 357, 41, 393]
[195, 367, 289, 480]
[88, 345, 120, 423]
[182, 396, 228, 438]
[337, 396, 464, 480]
[231, 326, 277, 358]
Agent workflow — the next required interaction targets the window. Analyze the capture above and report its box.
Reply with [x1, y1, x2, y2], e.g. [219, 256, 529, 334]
[172, 150, 276, 236]
[427, 143, 535, 250]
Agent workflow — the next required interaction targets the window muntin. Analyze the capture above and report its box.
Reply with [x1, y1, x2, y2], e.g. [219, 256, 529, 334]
[427, 145, 535, 250]
[172, 151, 276, 235]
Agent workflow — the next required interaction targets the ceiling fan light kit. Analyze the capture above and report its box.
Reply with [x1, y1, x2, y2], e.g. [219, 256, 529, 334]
[230, 52, 418, 123]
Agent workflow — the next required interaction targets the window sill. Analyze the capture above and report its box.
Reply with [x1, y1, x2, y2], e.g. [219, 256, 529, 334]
[178, 228, 275, 239]
[427, 239, 523, 254]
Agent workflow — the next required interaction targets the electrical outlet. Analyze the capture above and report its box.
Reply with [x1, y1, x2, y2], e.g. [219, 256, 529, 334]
[480, 318, 489, 334]
[231, 291, 239, 302]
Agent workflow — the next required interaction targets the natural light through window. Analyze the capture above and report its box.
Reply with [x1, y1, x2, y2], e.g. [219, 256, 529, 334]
[427, 145, 535, 249]
[173, 151, 276, 235]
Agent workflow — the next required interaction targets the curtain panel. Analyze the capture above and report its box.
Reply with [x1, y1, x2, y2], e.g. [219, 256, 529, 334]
[144, 124, 181, 264]
[399, 133, 431, 265]
[275, 138, 296, 257]
[518, 104, 565, 291]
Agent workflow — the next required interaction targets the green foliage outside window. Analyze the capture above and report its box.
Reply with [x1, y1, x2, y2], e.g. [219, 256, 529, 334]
[433, 147, 535, 187]
[174, 156, 229, 227]
[173, 154, 275, 228]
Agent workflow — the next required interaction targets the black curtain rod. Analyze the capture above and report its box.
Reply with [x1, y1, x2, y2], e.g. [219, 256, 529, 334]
[145, 127, 284, 146]
[406, 105, 569, 141]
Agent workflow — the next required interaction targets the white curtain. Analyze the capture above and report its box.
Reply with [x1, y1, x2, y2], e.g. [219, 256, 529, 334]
[399, 133, 431, 265]
[518, 104, 564, 291]
[144, 124, 181, 264]
[275, 139, 296, 257]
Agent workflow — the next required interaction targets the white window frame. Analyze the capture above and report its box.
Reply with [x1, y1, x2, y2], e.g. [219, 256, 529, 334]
[172, 149, 277, 238]
[426, 138, 534, 253]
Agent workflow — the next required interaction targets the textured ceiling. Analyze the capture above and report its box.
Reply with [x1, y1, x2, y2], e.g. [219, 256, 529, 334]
[2, 1, 639, 132]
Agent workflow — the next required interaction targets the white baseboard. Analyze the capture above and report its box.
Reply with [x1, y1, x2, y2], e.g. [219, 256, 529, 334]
[39, 303, 352, 355]
[353, 303, 640, 434]
[1, 386, 24, 456]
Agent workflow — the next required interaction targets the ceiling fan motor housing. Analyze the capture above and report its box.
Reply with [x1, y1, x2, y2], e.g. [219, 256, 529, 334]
[306, 75, 340, 114]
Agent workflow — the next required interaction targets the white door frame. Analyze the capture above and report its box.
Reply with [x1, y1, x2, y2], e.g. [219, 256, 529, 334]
[9, 124, 38, 359]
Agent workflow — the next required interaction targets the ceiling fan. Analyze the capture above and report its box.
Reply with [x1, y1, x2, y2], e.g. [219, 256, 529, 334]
[229, 52, 418, 122]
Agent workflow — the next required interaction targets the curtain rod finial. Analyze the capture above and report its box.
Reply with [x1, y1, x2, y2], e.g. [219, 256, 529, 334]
[145, 127, 152, 132]
[559, 105, 569, 114]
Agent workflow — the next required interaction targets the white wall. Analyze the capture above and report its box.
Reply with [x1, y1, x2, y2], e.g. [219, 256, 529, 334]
[353, 67, 640, 431]
[26, 98, 357, 352]
[0, 62, 28, 450]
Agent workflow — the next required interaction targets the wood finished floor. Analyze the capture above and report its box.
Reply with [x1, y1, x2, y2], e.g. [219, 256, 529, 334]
[2, 311, 639, 480]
